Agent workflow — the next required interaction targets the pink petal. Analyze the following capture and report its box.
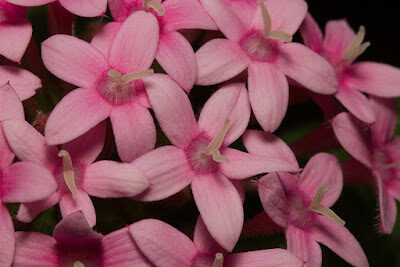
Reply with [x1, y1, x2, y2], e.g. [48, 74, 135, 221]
[0, 83, 24, 121]
[45, 88, 112, 145]
[133, 146, 196, 201]
[13, 232, 58, 267]
[196, 39, 250, 85]
[300, 13, 324, 53]
[129, 219, 197, 267]
[2, 119, 59, 169]
[298, 153, 343, 207]
[0, 203, 14, 267]
[58, 0, 107, 17]
[162, 0, 217, 31]
[331, 112, 373, 167]
[335, 87, 375, 124]
[0, 65, 41, 100]
[1, 162, 56, 203]
[108, 0, 139, 22]
[221, 148, 299, 179]
[156, 31, 196, 92]
[225, 0, 257, 28]
[0, 126, 14, 170]
[110, 103, 155, 162]
[370, 96, 398, 146]
[257, 173, 289, 228]
[16, 192, 61, 223]
[109, 11, 159, 73]
[376, 173, 397, 234]
[41, 34, 108, 88]
[5, 0, 55, 6]
[265, 0, 307, 35]
[0, 19, 32, 62]
[90, 22, 121, 57]
[347, 61, 400, 98]
[193, 217, 225, 255]
[323, 19, 355, 64]
[248, 62, 289, 132]
[311, 216, 369, 266]
[102, 227, 151, 266]
[144, 74, 199, 148]
[83, 160, 149, 198]
[59, 190, 96, 227]
[198, 83, 250, 146]
[276, 43, 337, 94]
[199, 0, 247, 41]
[191, 174, 243, 252]
[225, 248, 303, 267]
[286, 224, 322, 267]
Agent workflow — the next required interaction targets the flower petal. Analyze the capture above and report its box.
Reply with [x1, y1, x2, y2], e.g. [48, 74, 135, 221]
[0, 203, 14, 267]
[376, 173, 397, 234]
[248, 63, 289, 132]
[0, 83, 24, 121]
[192, 174, 243, 252]
[16, 192, 61, 223]
[300, 13, 324, 53]
[0, 126, 14, 170]
[41, 34, 108, 88]
[276, 43, 337, 94]
[265, 0, 307, 35]
[0, 19, 32, 62]
[90, 22, 121, 57]
[0, 65, 41, 100]
[6, 0, 55, 6]
[331, 112, 373, 167]
[144, 74, 199, 148]
[193, 217, 225, 255]
[58, 0, 107, 17]
[196, 39, 250, 86]
[129, 219, 197, 267]
[133, 146, 196, 201]
[156, 31, 196, 92]
[109, 11, 159, 73]
[59, 190, 96, 227]
[198, 83, 250, 146]
[1, 162, 56, 203]
[323, 19, 355, 64]
[45, 88, 111, 145]
[110, 103, 155, 162]
[370, 96, 398, 146]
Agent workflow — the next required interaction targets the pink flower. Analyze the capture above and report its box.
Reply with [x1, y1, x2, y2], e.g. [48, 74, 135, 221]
[0, 65, 41, 100]
[1, 83, 57, 267]
[129, 217, 303, 266]
[301, 14, 400, 124]
[13, 211, 150, 266]
[6, 0, 107, 17]
[0, 0, 32, 62]
[91, 0, 216, 92]
[2, 118, 149, 227]
[332, 97, 400, 234]
[42, 11, 160, 162]
[196, 0, 337, 132]
[258, 153, 368, 266]
[132, 76, 299, 251]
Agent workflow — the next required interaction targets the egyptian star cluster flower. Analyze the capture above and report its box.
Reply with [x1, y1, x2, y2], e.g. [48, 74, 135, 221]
[0, 0, 399, 266]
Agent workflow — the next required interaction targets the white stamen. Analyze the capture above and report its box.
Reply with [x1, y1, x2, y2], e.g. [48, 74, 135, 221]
[383, 161, 400, 170]
[107, 69, 154, 86]
[342, 26, 371, 61]
[58, 150, 78, 198]
[212, 253, 224, 267]
[73, 262, 85, 267]
[142, 0, 165, 16]
[257, 0, 292, 42]
[268, 31, 293, 43]
[206, 118, 230, 163]
[309, 185, 345, 225]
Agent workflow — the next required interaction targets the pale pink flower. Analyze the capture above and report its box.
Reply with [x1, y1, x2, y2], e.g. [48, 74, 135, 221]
[13, 211, 151, 266]
[6, 0, 107, 17]
[196, 0, 337, 132]
[129, 217, 303, 267]
[301, 14, 400, 124]
[332, 97, 400, 234]
[42, 11, 160, 162]
[2, 118, 149, 227]
[258, 153, 368, 266]
[0, 65, 41, 100]
[0, 0, 32, 62]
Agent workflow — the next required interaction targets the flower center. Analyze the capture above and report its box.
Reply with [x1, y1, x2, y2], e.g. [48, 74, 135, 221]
[213, 253, 224, 267]
[142, 0, 165, 16]
[73, 262, 85, 267]
[341, 26, 371, 62]
[97, 69, 153, 105]
[58, 150, 78, 198]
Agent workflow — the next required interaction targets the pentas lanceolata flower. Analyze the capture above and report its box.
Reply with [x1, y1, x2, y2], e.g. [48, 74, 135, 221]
[0, 65, 41, 100]
[332, 97, 400, 234]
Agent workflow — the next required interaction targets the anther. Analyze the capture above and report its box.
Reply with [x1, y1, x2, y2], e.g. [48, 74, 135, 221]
[107, 69, 154, 86]
[309, 185, 345, 225]
[58, 150, 78, 198]
[142, 0, 165, 16]
[206, 118, 230, 163]
[257, 0, 292, 42]
[342, 26, 371, 61]
[213, 253, 224, 267]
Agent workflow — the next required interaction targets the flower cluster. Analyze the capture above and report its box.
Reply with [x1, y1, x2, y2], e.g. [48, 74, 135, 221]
[1, 0, 399, 266]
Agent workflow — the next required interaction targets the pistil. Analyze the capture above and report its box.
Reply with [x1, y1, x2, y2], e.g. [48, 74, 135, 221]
[257, 0, 292, 42]
[212, 253, 224, 267]
[205, 118, 230, 163]
[58, 150, 78, 198]
[142, 0, 165, 16]
[309, 185, 345, 225]
[73, 262, 85, 267]
[342, 26, 371, 62]
[107, 69, 154, 86]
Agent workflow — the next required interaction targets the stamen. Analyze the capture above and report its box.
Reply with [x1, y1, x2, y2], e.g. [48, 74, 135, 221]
[268, 31, 293, 43]
[382, 161, 400, 170]
[58, 150, 78, 198]
[73, 262, 85, 267]
[309, 185, 345, 225]
[142, 0, 165, 16]
[342, 26, 371, 61]
[107, 69, 154, 86]
[212, 253, 224, 267]
[257, 0, 292, 42]
[206, 118, 230, 163]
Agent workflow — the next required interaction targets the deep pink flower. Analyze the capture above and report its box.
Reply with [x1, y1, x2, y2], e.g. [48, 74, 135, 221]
[258, 153, 368, 266]
[332, 97, 400, 234]
[0, 83, 57, 267]
[132, 76, 299, 251]
[129, 217, 303, 266]
[0, 65, 41, 100]
[42, 11, 160, 162]
[196, 0, 337, 132]
[301, 14, 400, 124]
[0, 0, 32, 62]
[2, 118, 149, 227]
[13, 211, 150, 266]
[6, 0, 107, 17]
